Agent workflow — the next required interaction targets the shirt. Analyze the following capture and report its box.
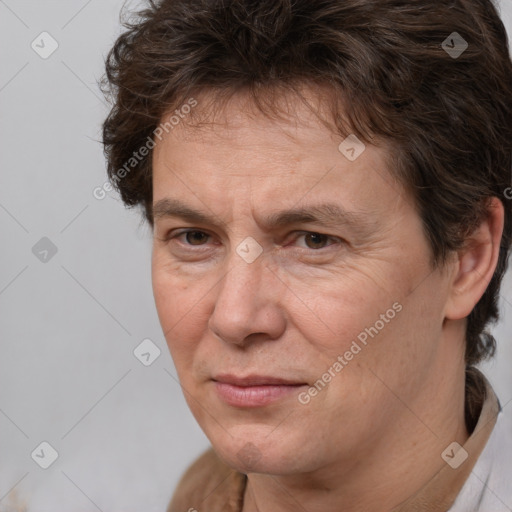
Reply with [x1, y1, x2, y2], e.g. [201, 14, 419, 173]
[448, 403, 512, 511]
[167, 370, 511, 512]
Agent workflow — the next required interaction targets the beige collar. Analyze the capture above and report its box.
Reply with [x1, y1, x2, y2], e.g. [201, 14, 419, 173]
[391, 370, 500, 512]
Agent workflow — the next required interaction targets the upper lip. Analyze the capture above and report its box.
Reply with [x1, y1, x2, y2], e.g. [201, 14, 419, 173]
[212, 374, 306, 387]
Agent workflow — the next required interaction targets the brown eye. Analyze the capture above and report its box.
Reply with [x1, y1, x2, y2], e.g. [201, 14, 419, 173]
[185, 231, 209, 245]
[303, 233, 330, 249]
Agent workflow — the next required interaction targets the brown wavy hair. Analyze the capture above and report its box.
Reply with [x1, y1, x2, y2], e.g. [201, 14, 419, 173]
[101, 0, 512, 367]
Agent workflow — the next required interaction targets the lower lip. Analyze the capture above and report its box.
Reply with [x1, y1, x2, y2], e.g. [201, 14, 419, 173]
[214, 382, 306, 407]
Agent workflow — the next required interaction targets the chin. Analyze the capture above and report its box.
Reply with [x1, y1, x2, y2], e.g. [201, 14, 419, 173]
[208, 429, 308, 475]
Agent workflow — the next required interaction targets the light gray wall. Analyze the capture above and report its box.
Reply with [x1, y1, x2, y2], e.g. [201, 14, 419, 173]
[0, 1, 511, 510]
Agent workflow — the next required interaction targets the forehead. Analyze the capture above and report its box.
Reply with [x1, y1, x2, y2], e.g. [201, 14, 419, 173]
[151, 88, 409, 223]
[156, 85, 368, 151]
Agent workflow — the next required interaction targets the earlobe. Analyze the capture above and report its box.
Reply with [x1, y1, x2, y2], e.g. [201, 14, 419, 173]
[444, 197, 505, 321]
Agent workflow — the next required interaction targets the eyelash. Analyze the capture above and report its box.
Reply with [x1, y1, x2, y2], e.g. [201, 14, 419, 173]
[164, 229, 341, 251]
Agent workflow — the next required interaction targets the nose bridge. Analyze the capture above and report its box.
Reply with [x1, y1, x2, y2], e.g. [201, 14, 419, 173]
[217, 252, 266, 315]
[208, 249, 284, 344]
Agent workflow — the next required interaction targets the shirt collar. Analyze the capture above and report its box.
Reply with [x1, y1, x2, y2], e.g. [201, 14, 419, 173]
[391, 368, 501, 512]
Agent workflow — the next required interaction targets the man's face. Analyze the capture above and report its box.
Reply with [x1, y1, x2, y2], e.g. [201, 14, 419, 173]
[151, 91, 456, 475]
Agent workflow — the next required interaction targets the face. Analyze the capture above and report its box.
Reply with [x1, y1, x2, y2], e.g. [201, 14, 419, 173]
[151, 90, 455, 476]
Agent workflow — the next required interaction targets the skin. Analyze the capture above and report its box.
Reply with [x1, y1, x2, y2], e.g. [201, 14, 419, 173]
[151, 90, 503, 512]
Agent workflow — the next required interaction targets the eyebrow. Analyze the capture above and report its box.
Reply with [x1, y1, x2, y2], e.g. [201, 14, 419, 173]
[152, 198, 371, 232]
[153, 198, 217, 225]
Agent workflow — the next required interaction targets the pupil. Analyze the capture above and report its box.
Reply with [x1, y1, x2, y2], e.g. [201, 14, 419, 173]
[307, 233, 326, 248]
[187, 231, 207, 245]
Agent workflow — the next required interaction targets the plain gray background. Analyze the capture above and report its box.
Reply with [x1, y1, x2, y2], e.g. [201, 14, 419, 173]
[0, 1, 511, 510]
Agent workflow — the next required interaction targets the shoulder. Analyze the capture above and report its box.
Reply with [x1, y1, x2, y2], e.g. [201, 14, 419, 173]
[167, 448, 246, 512]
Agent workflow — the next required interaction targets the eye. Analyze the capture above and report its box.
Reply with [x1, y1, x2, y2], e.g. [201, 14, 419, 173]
[174, 230, 211, 246]
[184, 230, 210, 245]
[159, 229, 219, 262]
[294, 232, 339, 250]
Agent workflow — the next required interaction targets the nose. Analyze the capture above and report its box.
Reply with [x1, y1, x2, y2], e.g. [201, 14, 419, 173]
[208, 254, 286, 346]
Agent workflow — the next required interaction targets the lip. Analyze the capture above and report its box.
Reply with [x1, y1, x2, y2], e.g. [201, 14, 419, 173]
[213, 374, 306, 386]
[212, 374, 307, 408]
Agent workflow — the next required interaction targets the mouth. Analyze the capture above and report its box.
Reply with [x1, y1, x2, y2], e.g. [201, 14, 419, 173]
[212, 374, 308, 408]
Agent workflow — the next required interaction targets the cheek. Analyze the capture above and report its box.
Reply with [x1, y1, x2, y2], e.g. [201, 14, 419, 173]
[151, 262, 210, 359]
[285, 263, 423, 399]
[288, 271, 396, 353]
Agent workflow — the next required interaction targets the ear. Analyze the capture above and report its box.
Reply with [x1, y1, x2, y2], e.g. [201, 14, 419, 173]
[444, 197, 505, 321]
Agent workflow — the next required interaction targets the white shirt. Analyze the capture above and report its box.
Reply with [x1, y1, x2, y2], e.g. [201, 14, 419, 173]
[449, 406, 512, 512]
